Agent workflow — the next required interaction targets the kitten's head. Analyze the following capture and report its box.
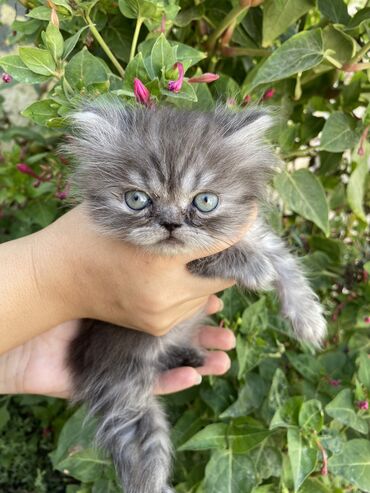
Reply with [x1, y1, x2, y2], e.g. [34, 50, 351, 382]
[66, 100, 278, 254]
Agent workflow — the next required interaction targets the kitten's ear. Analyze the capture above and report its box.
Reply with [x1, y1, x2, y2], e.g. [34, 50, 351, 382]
[216, 108, 274, 147]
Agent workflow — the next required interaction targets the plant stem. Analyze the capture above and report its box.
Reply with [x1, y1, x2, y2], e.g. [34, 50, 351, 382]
[85, 13, 125, 78]
[350, 39, 370, 64]
[130, 17, 144, 62]
[222, 46, 271, 57]
[207, 4, 249, 52]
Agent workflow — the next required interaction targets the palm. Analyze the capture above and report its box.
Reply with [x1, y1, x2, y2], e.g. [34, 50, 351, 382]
[3, 321, 233, 398]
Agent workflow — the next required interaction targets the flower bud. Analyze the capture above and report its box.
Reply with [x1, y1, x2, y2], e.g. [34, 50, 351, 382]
[2, 73, 13, 83]
[357, 400, 369, 410]
[16, 163, 40, 179]
[262, 88, 276, 100]
[188, 73, 219, 84]
[133, 78, 151, 106]
[168, 63, 184, 93]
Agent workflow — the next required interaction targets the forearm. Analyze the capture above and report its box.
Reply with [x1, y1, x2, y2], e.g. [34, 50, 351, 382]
[0, 229, 73, 353]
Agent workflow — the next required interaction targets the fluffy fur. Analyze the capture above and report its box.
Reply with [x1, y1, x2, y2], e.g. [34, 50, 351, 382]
[65, 100, 326, 493]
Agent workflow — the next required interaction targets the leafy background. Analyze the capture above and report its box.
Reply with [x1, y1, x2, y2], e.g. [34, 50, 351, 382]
[0, 0, 369, 492]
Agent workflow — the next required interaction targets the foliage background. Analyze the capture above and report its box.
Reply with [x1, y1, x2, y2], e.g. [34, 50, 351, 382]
[0, 0, 369, 491]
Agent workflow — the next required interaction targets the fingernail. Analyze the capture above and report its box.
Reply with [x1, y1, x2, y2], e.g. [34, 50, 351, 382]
[195, 373, 202, 385]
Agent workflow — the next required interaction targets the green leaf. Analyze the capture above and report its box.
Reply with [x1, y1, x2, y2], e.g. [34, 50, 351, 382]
[27, 6, 57, 21]
[347, 148, 368, 222]
[203, 450, 256, 493]
[358, 351, 370, 391]
[221, 374, 267, 419]
[328, 439, 370, 492]
[0, 55, 50, 84]
[149, 33, 176, 78]
[298, 399, 323, 432]
[262, 0, 315, 47]
[270, 396, 304, 429]
[171, 408, 204, 449]
[318, 0, 350, 24]
[286, 352, 324, 382]
[346, 8, 370, 30]
[322, 25, 356, 66]
[320, 112, 360, 152]
[22, 99, 60, 126]
[179, 423, 227, 451]
[122, 52, 149, 93]
[240, 297, 268, 334]
[249, 444, 282, 482]
[162, 80, 198, 102]
[228, 420, 272, 454]
[63, 26, 89, 59]
[118, 0, 160, 19]
[274, 169, 329, 235]
[55, 448, 111, 482]
[325, 389, 368, 434]
[249, 30, 324, 91]
[0, 405, 10, 432]
[266, 368, 290, 417]
[174, 5, 204, 27]
[50, 406, 98, 466]
[287, 427, 318, 492]
[65, 48, 108, 88]
[19, 47, 56, 76]
[44, 22, 64, 61]
[53, 0, 73, 14]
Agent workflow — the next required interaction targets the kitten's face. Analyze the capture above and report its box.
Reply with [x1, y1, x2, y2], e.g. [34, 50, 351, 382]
[68, 103, 276, 255]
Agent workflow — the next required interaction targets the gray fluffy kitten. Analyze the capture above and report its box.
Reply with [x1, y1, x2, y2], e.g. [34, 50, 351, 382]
[66, 101, 326, 493]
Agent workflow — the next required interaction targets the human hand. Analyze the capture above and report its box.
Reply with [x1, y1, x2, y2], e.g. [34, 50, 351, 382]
[0, 318, 235, 399]
[35, 204, 255, 337]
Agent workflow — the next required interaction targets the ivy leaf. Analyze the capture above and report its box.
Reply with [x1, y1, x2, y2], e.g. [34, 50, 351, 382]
[65, 48, 108, 88]
[328, 439, 370, 492]
[0, 55, 50, 83]
[228, 420, 272, 454]
[149, 33, 176, 78]
[347, 148, 368, 222]
[320, 112, 360, 152]
[322, 25, 356, 66]
[298, 399, 324, 432]
[19, 47, 56, 76]
[274, 169, 329, 236]
[270, 396, 304, 429]
[249, 30, 324, 91]
[325, 389, 368, 434]
[221, 374, 267, 419]
[262, 0, 315, 47]
[357, 351, 370, 391]
[203, 450, 256, 493]
[318, 0, 350, 25]
[178, 423, 227, 451]
[118, 0, 162, 19]
[22, 100, 60, 126]
[288, 428, 318, 492]
[44, 22, 64, 62]
[54, 448, 111, 482]
[346, 8, 370, 31]
[63, 26, 89, 59]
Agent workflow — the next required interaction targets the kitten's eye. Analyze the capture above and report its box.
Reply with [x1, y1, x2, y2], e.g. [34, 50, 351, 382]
[125, 190, 151, 210]
[193, 192, 219, 212]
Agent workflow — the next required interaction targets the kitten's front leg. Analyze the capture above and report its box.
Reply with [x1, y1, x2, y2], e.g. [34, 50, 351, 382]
[188, 220, 326, 347]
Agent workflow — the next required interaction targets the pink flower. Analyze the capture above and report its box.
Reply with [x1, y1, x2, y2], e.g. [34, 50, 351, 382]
[262, 88, 276, 100]
[16, 163, 40, 179]
[188, 73, 219, 84]
[133, 78, 151, 106]
[56, 190, 68, 200]
[2, 73, 13, 83]
[168, 63, 184, 93]
[329, 378, 341, 387]
[243, 95, 252, 105]
[364, 316, 370, 324]
[357, 400, 369, 410]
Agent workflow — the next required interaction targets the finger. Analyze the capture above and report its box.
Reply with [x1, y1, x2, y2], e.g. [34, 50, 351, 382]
[205, 295, 224, 315]
[181, 203, 258, 262]
[197, 325, 236, 350]
[154, 367, 202, 395]
[196, 351, 231, 376]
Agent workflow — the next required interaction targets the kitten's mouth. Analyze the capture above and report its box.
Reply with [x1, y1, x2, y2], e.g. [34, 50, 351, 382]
[157, 234, 184, 246]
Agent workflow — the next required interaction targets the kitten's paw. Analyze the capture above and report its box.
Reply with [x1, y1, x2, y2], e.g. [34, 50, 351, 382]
[238, 253, 276, 291]
[289, 300, 326, 348]
[164, 346, 206, 370]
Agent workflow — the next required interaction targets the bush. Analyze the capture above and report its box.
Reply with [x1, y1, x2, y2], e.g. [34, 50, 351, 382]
[0, 0, 369, 492]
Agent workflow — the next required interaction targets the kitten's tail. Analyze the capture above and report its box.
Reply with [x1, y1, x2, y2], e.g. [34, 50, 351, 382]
[96, 395, 173, 493]
[68, 324, 174, 493]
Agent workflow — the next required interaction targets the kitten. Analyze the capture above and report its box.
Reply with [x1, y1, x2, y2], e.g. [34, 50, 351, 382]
[65, 101, 326, 493]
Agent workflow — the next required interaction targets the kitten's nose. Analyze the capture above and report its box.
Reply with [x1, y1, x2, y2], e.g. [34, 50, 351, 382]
[160, 222, 182, 232]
